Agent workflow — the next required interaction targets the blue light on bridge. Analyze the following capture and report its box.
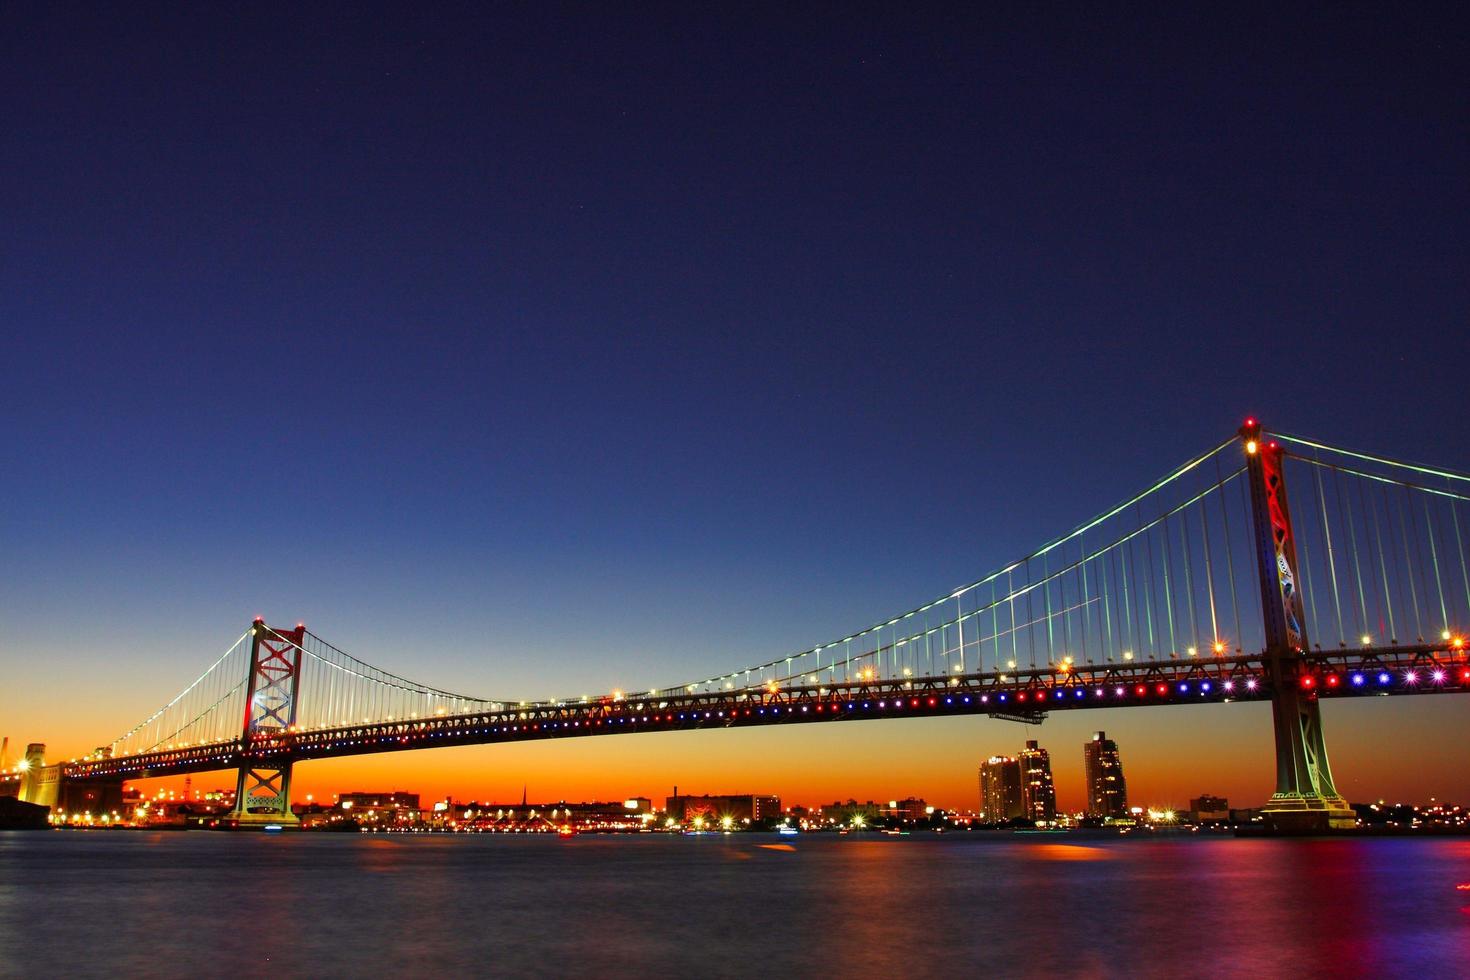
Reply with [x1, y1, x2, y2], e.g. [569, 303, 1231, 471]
[1377, 672, 1391, 685]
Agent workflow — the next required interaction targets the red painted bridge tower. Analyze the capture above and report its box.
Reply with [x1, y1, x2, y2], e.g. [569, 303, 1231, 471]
[1240, 419, 1355, 831]
[227, 620, 305, 827]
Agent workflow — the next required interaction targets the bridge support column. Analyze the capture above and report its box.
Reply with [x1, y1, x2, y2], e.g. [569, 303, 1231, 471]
[228, 621, 305, 828]
[17, 744, 60, 810]
[1242, 421, 1355, 832]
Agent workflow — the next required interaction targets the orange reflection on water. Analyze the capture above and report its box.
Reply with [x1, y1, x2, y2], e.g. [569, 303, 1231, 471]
[1024, 843, 1111, 861]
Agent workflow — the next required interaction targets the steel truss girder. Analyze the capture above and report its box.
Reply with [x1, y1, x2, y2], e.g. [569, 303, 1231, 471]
[63, 644, 1470, 783]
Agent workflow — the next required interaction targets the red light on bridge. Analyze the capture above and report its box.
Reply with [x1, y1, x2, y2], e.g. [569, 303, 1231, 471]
[1135, 685, 1146, 696]
[1155, 684, 1167, 695]
[1300, 676, 1315, 689]
[1325, 674, 1339, 688]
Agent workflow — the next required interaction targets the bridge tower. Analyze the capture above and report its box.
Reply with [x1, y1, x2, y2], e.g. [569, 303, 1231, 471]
[228, 620, 305, 828]
[17, 743, 57, 808]
[1240, 420, 1355, 832]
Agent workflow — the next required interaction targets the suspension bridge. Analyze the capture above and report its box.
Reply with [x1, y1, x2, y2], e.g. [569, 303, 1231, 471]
[12, 419, 1470, 831]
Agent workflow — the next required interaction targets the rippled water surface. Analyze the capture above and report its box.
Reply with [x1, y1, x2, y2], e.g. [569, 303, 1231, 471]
[2, 831, 1467, 977]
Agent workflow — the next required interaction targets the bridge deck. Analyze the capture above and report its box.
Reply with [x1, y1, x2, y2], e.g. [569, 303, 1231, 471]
[65, 644, 1468, 782]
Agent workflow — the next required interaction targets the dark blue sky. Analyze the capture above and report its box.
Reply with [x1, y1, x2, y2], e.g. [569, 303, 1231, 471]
[4, 4, 1467, 802]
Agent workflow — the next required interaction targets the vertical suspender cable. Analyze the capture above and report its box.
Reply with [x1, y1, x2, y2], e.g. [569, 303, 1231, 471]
[1042, 552, 1055, 665]
[1159, 514, 1178, 655]
[1422, 496, 1448, 631]
[1395, 483, 1423, 640]
[1335, 463, 1368, 639]
[1008, 568, 1018, 668]
[1200, 476, 1220, 648]
[1140, 505, 1159, 657]
[1180, 508, 1200, 652]
[1451, 484, 1470, 615]
[1313, 463, 1344, 645]
[1360, 475, 1393, 640]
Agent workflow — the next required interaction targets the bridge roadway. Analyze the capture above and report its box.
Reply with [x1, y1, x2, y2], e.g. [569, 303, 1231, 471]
[65, 643, 1468, 784]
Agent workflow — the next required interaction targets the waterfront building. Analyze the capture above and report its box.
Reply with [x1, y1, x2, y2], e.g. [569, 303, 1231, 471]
[880, 797, 934, 823]
[979, 756, 1023, 822]
[818, 800, 881, 827]
[1019, 740, 1056, 821]
[338, 791, 421, 825]
[1083, 731, 1128, 819]
[429, 798, 654, 831]
[1189, 794, 1231, 822]
[665, 793, 780, 824]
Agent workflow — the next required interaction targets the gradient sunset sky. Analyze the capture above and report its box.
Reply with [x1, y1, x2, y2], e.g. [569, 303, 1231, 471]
[4, 5, 1467, 812]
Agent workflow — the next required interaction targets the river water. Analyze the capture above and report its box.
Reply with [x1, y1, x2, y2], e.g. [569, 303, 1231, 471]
[1, 831, 1467, 977]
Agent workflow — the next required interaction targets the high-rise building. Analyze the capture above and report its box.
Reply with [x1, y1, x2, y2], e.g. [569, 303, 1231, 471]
[979, 756, 1023, 822]
[1083, 731, 1127, 819]
[1019, 740, 1056, 821]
